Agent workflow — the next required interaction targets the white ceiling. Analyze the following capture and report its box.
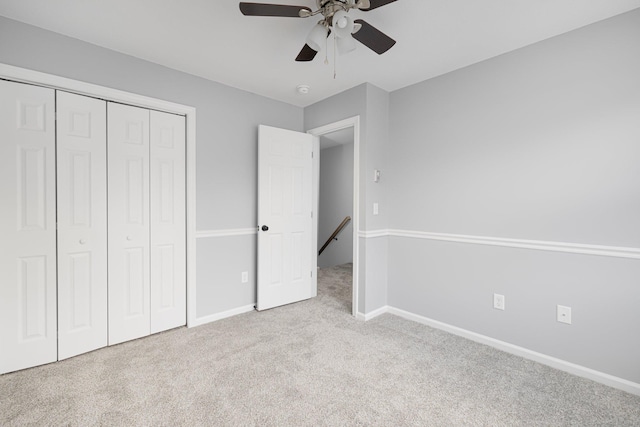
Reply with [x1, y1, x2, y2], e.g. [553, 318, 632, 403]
[1, 0, 639, 107]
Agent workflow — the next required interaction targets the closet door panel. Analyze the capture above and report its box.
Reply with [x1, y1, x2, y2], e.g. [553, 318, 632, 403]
[108, 103, 151, 345]
[150, 111, 186, 333]
[57, 91, 108, 360]
[0, 80, 57, 374]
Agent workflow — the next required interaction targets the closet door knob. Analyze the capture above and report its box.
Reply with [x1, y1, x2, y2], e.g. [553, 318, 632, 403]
[126, 236, 133, 241]
[79, 239, 87, 245]
[261, 225, 269, 232]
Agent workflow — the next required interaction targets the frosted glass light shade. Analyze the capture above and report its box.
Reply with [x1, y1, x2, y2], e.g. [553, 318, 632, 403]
[332, 10, 354, 39]
[336, 34, 356, 54]
[306, 24, 328, 52]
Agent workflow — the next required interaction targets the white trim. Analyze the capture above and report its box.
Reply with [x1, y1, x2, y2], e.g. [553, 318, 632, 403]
[361, 305, 389, 321]
[0, 63, 199, 329]
[307, 116, 361, 318]
[0, 63, 191, 114]
[196, 228, 258, 238]
[385, 306, 640, 396]
[356, 228, 640, 260]
[189, 304, 255, 327]
[358, 229, 387, 239]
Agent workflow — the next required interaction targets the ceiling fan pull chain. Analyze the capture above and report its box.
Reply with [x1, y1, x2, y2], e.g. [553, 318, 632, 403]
[324, 34, 329, 65]
[334, 34, 337, 79]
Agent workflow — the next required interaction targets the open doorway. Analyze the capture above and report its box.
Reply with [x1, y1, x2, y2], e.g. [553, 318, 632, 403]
[308, 117, 360, 317]
[317, 129, 354, 312]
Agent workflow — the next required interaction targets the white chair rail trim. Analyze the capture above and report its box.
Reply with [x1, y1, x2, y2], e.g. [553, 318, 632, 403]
[196, 228, 259, 238]
[358, 229, 640, 260]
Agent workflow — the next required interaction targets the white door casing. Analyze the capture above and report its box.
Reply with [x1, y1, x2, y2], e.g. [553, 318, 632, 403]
[107, 102, 151, 345]
[57, 91, 108, 359]
[257, 125, 316, 311]
[307, 116, 361, 317]
[150, 110, 186, 333]
[0, 80, 57, 374]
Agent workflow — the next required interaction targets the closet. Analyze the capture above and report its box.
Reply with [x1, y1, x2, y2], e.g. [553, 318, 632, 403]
[0, 80, 186, 374]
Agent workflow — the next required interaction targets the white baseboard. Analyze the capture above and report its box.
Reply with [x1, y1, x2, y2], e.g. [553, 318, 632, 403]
[359, 306, 389, 321]
[362, 305, 640, 396]
[189, 304, 255, 327]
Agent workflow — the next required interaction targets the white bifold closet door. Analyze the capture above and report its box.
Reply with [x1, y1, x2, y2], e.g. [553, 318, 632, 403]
[56, 91, 108, 360]
[108, 103, 151, 345]
[149, 110, 186, 334]
[108, 103, 186, 345]
[0, 80, 57, 374]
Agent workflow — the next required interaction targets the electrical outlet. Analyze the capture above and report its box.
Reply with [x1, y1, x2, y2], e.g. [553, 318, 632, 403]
[373, 202, 379, 215]
[557, 305, 572, 324]
[493, 293, 505, 311]
[241, 271, 249, 283]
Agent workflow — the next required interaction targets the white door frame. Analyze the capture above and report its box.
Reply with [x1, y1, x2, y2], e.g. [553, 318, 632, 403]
[0, 63, 199, 328]
[307, 116, 360, 317]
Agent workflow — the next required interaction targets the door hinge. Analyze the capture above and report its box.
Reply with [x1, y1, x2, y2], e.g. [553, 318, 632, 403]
[310, 270, 313, 278]
[311, 151, 314, 158]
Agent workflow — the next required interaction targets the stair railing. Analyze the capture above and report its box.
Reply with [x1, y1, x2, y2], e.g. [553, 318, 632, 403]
[318, 216, 352, 256]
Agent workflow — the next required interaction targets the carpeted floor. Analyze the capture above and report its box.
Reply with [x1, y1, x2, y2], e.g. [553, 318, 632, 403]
[1, 263, 639, 426]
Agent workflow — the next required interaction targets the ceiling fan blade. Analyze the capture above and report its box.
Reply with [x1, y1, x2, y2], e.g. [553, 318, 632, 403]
[239, 2, 312, 17]
[359, 0, 397, 11]
[295, 44, 319, 62]
[352, 19, 396, 54]
[296, 29, 331, 62]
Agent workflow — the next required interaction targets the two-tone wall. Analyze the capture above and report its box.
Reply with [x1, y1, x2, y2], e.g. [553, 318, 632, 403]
[2, 6, 639, 393]
[386, 9, 640, 388]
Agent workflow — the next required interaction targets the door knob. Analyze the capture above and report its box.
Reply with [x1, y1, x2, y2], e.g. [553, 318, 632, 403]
[126, 236, 133, 241]
[79, 239, 86, 245]
[261, 225, 269, 232]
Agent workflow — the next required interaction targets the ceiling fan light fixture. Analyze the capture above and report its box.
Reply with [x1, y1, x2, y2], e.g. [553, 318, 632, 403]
[332, 10, 354, 39]
[306, 23, 328, 52]
[336, 34, 357, 55]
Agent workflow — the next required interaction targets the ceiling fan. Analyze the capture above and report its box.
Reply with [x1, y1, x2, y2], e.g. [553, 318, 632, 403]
[239, 0, 398, 62]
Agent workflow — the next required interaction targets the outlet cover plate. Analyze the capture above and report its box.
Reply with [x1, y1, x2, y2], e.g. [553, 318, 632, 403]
[241, 271, 249, 283]
[557, 305, 572, 324]
[493, 293, 505, 310]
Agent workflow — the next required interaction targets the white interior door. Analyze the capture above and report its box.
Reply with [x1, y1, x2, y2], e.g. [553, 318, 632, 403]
[150, 110, 186, 333]
[257, 125, 316, 311]
[56, 91, 108, 359]
[0, 80, 57, 374]
[108, 102, 151, 345]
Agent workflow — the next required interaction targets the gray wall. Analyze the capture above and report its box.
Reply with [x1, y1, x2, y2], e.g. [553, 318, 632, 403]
[0, 16, 304, 319]
[4, 7, 639, 386]
[387, 9, 640, 383]
[305, 83, 390, 314]
[318, 141, 354, 268]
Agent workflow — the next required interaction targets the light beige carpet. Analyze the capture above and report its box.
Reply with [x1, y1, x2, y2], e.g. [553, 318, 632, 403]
[1, 263, 639, 426]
